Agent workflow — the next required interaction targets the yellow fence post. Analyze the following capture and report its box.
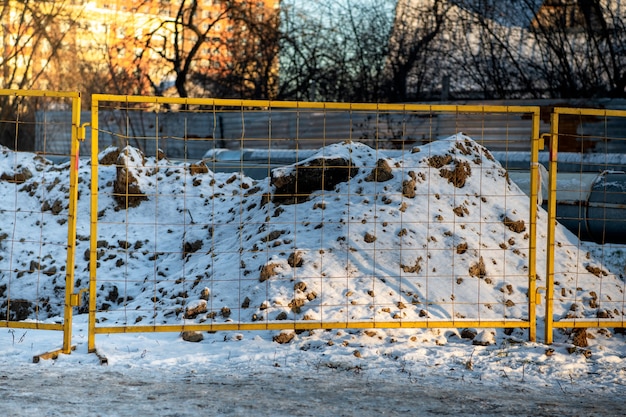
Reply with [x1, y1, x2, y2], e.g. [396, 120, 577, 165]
[544, 111, 560, 345]
[88, 95, 101, 354]
[528, 108, 541, 342]
[61, 92, 82, 354]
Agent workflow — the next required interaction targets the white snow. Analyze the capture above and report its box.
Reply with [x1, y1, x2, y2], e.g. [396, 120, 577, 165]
[2, 134, 626, 415]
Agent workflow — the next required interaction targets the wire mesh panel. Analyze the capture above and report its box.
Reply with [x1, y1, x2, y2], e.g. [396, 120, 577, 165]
[88, 96, 541, 352]
[545, 108, 626, 343]
[0, 90, 81, 357]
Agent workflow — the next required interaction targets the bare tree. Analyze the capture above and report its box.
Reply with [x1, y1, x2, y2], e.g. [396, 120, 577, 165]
[384, 0, 452, 102]
[440, 0, 626, 99]
[193, 1, 281, 99]
[574, 0, 625, 96]
[276, 2, 326, 100]
[0, 0, 76, 150]
[277, 0, 393, 102]
[137, 0, 235, 99]
[446, 1, 541, 99]
[522, 0, 626, 97]
[0, 1, 75, 90]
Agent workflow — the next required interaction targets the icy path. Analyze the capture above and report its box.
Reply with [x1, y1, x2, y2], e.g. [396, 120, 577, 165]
[1, 362, 624, 417]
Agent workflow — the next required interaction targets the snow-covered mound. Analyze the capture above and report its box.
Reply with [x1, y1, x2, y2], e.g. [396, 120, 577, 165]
[1, 135, 624, 334]
[0, 145, 67, 320]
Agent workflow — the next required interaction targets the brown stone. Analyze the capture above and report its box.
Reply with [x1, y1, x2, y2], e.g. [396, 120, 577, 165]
[288, 251, 304, 267]
[365, 159, 394, 182]
[260, 262, 281, 282]
[572, 328, 588, 347]
[181, 331, 204, 343]
[503, 216, 526, 233]
[273, 332, 294, 344]
[184, 300, 207, 319]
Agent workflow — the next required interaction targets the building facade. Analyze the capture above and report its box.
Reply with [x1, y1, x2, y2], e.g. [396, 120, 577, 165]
[0, 0, 279, 99]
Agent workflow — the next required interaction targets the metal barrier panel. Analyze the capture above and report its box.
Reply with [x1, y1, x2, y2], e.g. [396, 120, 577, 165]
[545, 108, 626, 344]
[0, 89, 81, 359]
[88, 96, 541, 353]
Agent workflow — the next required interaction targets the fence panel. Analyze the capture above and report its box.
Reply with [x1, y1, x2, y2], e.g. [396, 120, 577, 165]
[0, 89, 81, 360]
[545, 108, 626, 344]
[87, 96, 541, 355]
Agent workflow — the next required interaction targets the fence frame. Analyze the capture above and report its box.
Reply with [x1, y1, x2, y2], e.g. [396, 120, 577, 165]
[545, 107, 626, 344]
[86, 94, 542, 355]
[8, 90, 626, 359]
[0, 89, 82, 361]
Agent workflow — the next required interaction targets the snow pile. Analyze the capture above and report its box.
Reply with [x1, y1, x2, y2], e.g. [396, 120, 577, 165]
[0, 145, 68, 320]
[2, 134, 624, 340]
[169, 135, 537, 326]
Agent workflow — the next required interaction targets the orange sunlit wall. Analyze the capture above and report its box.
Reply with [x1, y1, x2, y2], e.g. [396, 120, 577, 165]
[80, 0, 279, 79]
[2, 0, 278, 94]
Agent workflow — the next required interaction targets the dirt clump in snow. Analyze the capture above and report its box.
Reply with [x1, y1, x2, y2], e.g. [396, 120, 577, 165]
[288, 251, 304, 267]
[402, 171, 417, 198]
[453, 205, 469, 217]
[0, 170, 32, 184]
[113, 147, 148, 208]
[0, 299, 34, 321]
[401, 257, 423, 274]
[364, 232, 377, 243]
[183, 240, 203, 256]
[585, 265, 608, 277]
[427, 154, 453, 169]
[469, 257, 487, 278]
[273, 332, 295, 344]
[42, 199, 64, 215]
[503, 216, 526, 233]
[99, 146, 121, 165]
[456, 242, 468, 254]
[270, 156, 358, 204]
[189, 161, 209, 175]
[571, 328, 589, 347]
[259, 262, 281, 282]
[365, 158, 394, 182]
[461, 328, 477, 340]
[184, 300, 208, 319]
[200, 287, 211, 301]
[441, 160, 471, 188]
[427, 155, 471, 188]
[289, 298, 306, 313]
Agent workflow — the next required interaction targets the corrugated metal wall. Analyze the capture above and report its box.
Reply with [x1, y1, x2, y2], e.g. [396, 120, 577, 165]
[35, 99, 626, 160]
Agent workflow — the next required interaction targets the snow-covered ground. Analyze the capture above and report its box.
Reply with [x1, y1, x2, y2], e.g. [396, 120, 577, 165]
[2, 317, 626, 416]
[2, 134, 626, 415]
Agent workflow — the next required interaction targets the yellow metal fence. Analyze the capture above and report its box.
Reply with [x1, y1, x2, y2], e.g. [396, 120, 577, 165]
[86, 95, 542, 353]
[3, 90, 625, 361]
[0, 89, 82, 361]
[545, 108, 626, 344]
